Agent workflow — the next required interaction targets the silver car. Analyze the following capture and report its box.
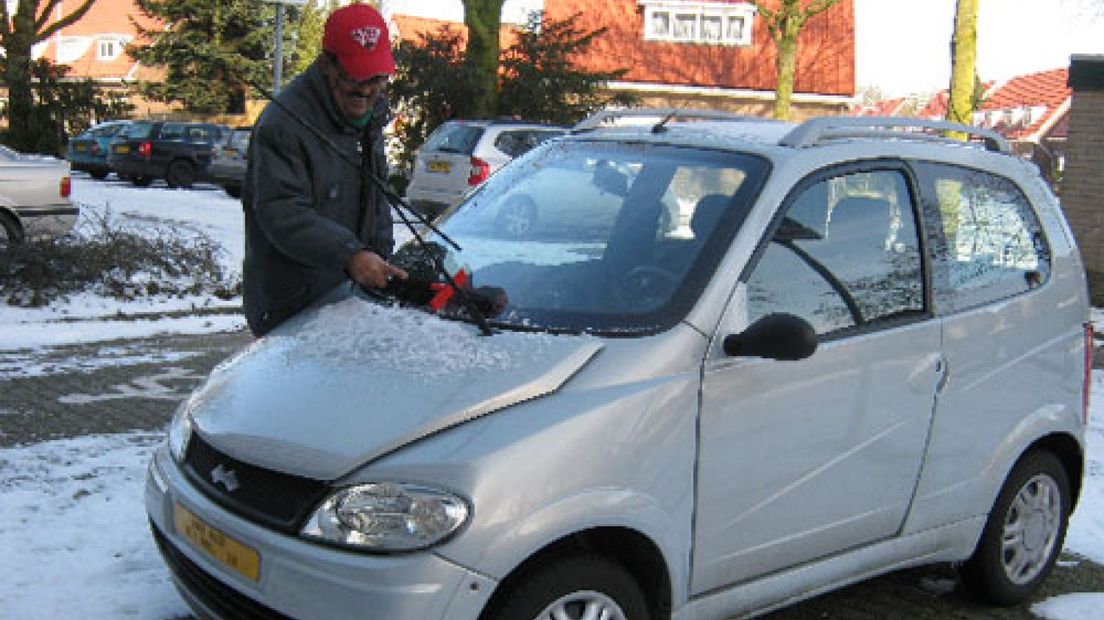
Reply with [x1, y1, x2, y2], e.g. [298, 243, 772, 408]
[405, 119, 567, 217]
[0, 145, 78, 247]
[147, 112, 1091, 620]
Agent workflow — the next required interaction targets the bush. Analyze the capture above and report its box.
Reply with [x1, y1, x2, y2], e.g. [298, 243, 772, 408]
[0, 209, 241, 308]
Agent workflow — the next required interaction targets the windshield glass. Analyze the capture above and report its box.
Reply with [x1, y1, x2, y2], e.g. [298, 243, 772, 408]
[391, 139, 770, 335]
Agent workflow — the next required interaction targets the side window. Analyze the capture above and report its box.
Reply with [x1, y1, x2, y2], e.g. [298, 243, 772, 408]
[160, 124, 185, 140]
[914, 162, 1050, 313]
[746, 170, 925, 337]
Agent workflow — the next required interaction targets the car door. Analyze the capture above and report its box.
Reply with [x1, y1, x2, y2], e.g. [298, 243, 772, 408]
[692, 165, 943, 594]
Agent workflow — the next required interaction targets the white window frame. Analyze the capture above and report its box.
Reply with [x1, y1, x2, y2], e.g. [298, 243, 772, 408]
[638, 0, 756, 47]
[98, 38, 121, 60]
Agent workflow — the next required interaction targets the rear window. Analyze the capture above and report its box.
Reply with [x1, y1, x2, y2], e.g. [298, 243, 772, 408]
[424, 123, 485, 155]
[493, 129, 565, 158]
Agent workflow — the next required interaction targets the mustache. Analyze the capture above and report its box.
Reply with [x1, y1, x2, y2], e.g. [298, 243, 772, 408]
[345, 90, 376, 101]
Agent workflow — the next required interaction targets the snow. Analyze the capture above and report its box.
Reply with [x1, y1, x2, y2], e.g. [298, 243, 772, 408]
[0, 177, 1101, 618]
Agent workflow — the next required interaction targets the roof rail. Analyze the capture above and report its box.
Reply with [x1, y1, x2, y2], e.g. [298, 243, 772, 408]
[780, 116, 1011, 154]
[573, 107, 769, 132]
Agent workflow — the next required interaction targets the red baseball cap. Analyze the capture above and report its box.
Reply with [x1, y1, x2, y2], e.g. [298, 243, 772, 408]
[323, 4, 395, 81]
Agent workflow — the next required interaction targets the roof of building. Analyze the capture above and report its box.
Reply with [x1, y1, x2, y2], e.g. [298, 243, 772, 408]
[977, 67, 1071, 140]
[35, 0, 161, 81]
[543, 0, 854, 97]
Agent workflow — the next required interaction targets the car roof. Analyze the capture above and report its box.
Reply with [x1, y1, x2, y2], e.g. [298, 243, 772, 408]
[567, 109, 1012, 160]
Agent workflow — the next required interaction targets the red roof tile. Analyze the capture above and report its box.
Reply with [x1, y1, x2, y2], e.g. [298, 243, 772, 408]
[36, 0, 160, 81]
[977, 68, 1070, 139]
[544, 0, 854, 96]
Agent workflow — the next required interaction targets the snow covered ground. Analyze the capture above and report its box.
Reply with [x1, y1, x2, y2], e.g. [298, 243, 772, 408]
[0, 177, 1101, 618]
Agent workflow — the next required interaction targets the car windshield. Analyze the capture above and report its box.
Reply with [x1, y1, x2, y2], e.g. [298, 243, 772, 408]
[390, 140, 770, 335]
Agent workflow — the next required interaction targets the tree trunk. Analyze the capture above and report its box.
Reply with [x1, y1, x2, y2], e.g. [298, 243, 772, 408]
[947, 0, 979, 134]
[772, 17, 802, 121]
[462, 0, 506, 118]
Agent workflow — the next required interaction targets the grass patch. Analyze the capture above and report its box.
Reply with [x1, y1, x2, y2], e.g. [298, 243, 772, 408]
[0, 208, 241, 307]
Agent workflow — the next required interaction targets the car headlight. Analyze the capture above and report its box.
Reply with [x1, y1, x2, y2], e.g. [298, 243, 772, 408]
[301, 482, 470, 551]
[167, 402, 193, 463]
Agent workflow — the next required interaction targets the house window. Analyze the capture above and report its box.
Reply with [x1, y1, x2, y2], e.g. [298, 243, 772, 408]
[98, 39, 123, 61]
[639, 0, 756, 46]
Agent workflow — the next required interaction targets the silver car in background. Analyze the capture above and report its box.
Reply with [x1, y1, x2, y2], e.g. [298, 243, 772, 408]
[147, 112, 1091, 620]
[405, 119, 567, 217]
[0, 145, 77, 247]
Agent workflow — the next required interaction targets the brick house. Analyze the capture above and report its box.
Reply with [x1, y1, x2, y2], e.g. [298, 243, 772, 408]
[1061, 55, 1104, 303]
[542, 0, 855, 119]
[392, 0, 856, 119]
[31, 0, 173, 118]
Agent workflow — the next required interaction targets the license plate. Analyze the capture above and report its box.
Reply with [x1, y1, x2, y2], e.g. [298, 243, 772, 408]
[222, 148, 238, 157]
[74, 144, 87, 152]
[114, 144, 130, 154]
[427, 161, 451, 173]
[174, 502, 260, 582]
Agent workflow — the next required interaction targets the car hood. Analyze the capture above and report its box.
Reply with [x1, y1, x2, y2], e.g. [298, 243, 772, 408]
[189, 296, 603, 480]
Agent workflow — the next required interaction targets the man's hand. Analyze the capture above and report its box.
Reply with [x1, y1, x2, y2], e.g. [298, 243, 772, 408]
[346, 250, 408, 289]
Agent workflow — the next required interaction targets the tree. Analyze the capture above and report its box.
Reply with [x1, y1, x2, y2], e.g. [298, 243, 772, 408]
[288, 0, 341, 78]
[461, 0, 507, 117]
[0, 0, 96, 152]
[945, 0, 978, 135]
[129, 0, 290, 114]
[749, 0, 843, 121]
[497, 13, 635, 126]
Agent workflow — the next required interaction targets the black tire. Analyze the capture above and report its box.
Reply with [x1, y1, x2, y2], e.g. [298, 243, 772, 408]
[165, 160, 196, 189]
[1, 211, 23, 248]
[223, 184, 242, 199]
[495, 195, 537, 238]
[482, 554, 650, 620]
[90, 169, 109, 180]
[960, 450, 1070, 605]
[132, 176, 153, 187]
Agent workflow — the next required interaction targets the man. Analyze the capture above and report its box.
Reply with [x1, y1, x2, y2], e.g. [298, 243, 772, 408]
[242, 3, 407, 337]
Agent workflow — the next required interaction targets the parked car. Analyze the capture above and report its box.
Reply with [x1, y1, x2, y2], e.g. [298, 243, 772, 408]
[208, 126, 251, 198]
[147, 112, 1091, 620]
[0, 145, 77, 247]
[65, 120, 130, 180]
[405, 119, 567, 217]
[108, 120, 229, 188]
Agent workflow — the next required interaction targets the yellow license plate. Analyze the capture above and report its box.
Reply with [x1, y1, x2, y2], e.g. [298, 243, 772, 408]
[222, 148, 238, 157]
[114, 144, 130, 154]
[174, 502, 260, 582]
[427, 161, 451, 173]
[75, 144, 87, 152]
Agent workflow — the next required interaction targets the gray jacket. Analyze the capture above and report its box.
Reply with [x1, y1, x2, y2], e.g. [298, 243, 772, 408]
[242, 60, 394, 336]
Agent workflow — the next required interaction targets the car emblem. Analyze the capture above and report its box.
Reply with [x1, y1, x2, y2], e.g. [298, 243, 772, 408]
[210, 463, 240, 493]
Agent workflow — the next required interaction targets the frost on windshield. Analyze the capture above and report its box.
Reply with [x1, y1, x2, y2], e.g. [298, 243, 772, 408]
[285, 296, 561, 378]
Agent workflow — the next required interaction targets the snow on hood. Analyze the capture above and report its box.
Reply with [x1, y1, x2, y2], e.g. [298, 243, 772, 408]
[189, 296, 603, 480]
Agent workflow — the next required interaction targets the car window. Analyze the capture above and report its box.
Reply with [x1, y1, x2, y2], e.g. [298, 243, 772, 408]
[493, 129, 564, 158]
[160, 123, 187, 140]
[92, 123, 126, 138]
[394, 140, 769, 334]
[228, 129, 252, 150]
[913, 162, 1051, 313]
[122, 122, 155, 139]
[746, 169, 925, 337]
[424, 123, 484, 154]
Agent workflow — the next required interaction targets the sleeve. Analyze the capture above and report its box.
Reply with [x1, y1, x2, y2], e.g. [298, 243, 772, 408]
[248, 117, 365, 270]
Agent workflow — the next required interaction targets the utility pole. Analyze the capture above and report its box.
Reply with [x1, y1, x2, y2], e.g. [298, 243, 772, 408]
[263, 0, 307, 95]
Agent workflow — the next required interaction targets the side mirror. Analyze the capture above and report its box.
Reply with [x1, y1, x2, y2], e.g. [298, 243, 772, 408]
[723, 313, 817, 361]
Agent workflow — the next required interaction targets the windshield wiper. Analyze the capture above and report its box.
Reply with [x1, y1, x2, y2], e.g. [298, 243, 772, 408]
[251, 82, 494, 336]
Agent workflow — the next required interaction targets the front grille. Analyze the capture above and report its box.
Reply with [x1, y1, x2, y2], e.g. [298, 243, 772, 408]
[183, 433, 331, 533]
[151, 521, 293, 620]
